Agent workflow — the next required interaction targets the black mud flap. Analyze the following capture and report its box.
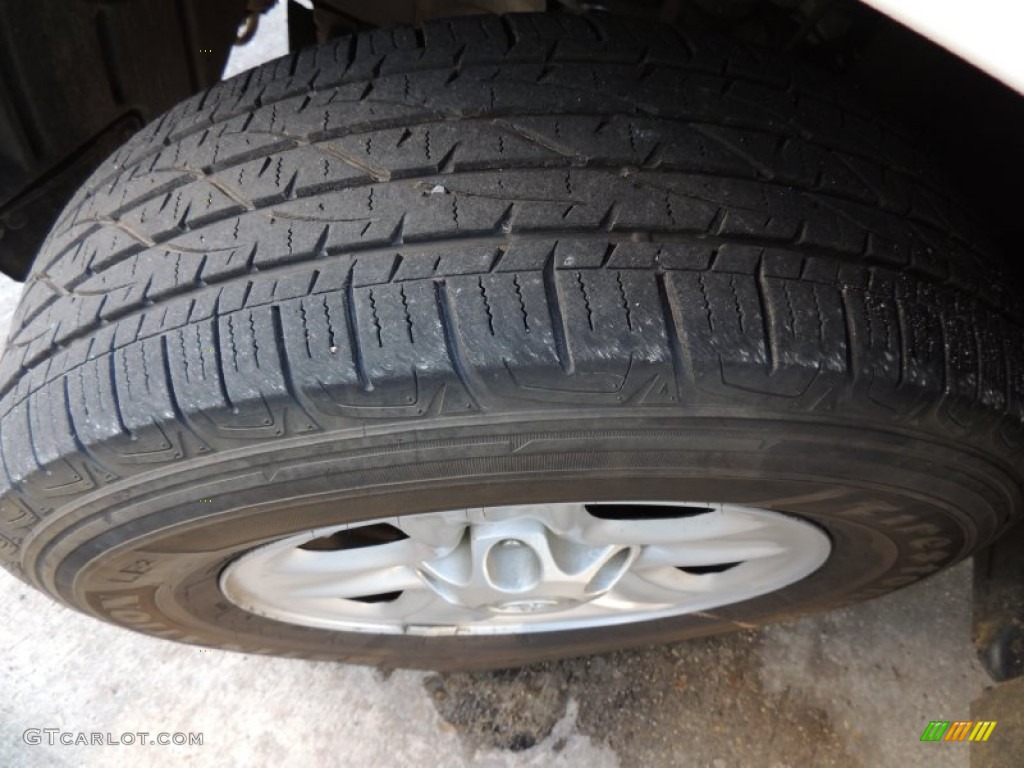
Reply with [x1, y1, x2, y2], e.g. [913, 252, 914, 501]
[971, 520, 1024, 765]
[974, 520, 1024, 682]
[0, 0, 248, 280]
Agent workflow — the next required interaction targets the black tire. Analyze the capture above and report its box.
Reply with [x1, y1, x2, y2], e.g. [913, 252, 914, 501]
[1, 14, 1022, 669]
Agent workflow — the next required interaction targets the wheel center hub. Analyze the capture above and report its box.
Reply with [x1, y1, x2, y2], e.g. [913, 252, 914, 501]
[416, 518, 636, 614]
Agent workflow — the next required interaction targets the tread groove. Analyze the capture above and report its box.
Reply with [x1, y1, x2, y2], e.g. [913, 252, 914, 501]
[542, 248, 573, 375]
[434, 279, 480, 410]
[343, 265, 371, 391]
[656, 271, 688, 395]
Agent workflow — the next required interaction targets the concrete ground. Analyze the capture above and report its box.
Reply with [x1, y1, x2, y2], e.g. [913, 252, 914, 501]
[0, 8, 1002, 767]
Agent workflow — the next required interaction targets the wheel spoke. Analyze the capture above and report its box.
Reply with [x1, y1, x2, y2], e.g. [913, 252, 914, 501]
[598, 570, 711, 608]
[632, 540, 783, 571]
[576, 506, 769, 547]
[286, 566, 425, 600]
[396, 511, 468, 550]
[397, 591, 490, 628]
[272, 538, 427, 577]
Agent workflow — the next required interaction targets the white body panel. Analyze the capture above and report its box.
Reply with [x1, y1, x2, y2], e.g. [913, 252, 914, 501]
[861, 0, 1024, 93]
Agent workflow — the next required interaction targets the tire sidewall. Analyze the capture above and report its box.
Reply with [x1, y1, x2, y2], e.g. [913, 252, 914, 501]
[26, 412, 1010, 668]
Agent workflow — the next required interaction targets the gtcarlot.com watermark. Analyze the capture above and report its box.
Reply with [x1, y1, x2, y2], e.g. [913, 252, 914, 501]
[23, 729, 203, 746]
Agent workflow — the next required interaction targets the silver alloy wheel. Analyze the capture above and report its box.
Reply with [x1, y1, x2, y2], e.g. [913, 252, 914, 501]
[220, 502, 831, 636]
